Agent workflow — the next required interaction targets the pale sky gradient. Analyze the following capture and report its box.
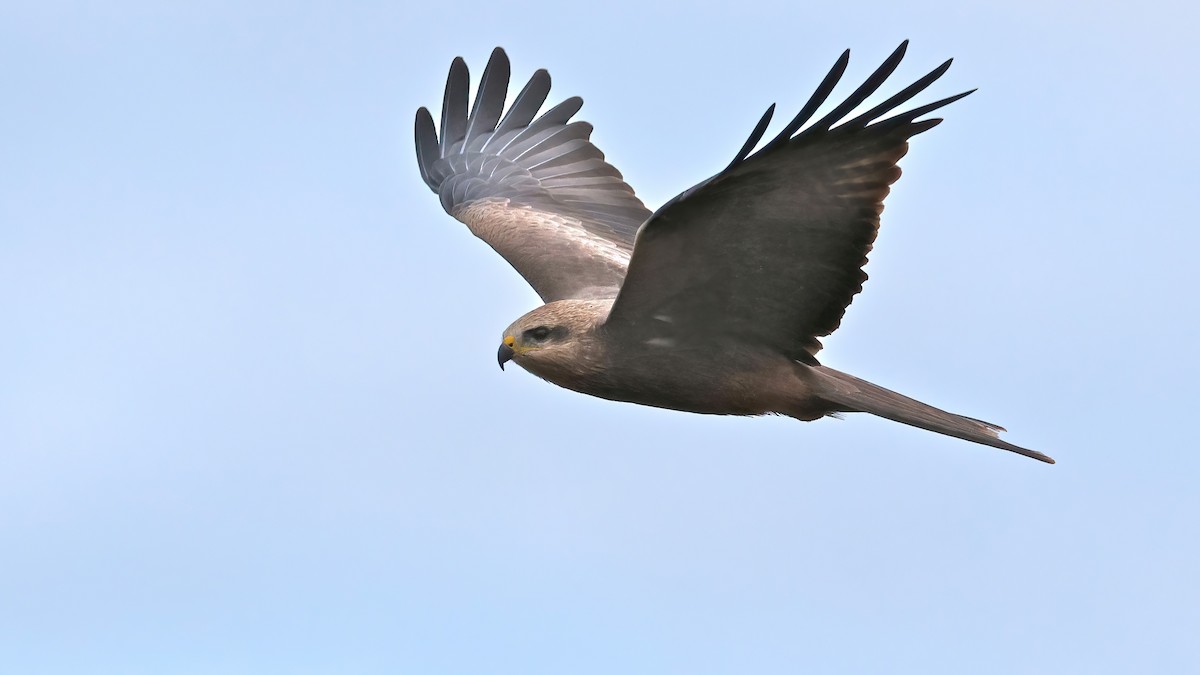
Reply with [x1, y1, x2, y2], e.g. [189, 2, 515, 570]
[2, 1, 1198, 673]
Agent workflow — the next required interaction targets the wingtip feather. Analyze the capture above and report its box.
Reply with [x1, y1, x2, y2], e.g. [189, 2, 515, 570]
[760, 49, 850, 154]
[463, 47, 512, 152]
[439, 57, 470, 156]
[415, 106, 439, 187]
[724, 103, 776, 172]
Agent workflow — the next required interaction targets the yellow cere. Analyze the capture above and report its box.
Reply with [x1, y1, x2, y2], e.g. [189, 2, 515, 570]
[504, 335, 515, 347]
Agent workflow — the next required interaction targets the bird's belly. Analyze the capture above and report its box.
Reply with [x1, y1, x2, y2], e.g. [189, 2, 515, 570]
[565, 349, 807, 416]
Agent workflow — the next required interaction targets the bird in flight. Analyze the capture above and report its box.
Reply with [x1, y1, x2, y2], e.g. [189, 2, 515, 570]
[414, 44, 1053, 464]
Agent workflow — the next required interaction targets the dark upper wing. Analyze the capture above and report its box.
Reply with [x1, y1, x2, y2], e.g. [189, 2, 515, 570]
[604, 42, 972, 362]
[416, 48, 652, 301]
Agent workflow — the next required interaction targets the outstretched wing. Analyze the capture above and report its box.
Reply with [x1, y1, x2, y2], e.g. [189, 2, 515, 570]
[416, 48, 652, 302]
[604, 41, 972, 363]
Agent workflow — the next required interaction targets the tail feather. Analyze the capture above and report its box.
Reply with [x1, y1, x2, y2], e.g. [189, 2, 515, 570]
[812, 367, 1054, 464]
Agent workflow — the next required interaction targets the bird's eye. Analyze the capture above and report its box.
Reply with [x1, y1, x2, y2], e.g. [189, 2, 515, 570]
[526, 326, 552, 341]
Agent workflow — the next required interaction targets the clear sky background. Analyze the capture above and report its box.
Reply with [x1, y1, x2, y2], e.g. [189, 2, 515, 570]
[2, 1, 1197, 673]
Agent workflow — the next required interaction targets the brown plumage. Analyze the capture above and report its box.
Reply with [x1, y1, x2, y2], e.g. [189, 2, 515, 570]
[417, 44, 1053, 464]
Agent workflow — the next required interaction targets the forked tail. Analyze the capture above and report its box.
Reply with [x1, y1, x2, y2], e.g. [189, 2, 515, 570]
[812, 367, 1054, 464]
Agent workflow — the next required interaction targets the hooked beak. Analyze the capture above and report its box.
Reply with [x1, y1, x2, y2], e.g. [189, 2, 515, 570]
[497, 336, 516, 370]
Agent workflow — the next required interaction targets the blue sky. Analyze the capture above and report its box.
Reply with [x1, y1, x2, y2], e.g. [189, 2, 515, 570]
[2, 1, 1197, 673]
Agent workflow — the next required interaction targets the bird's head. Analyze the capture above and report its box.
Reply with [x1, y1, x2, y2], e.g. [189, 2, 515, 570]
[497, 300, 610, 381]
